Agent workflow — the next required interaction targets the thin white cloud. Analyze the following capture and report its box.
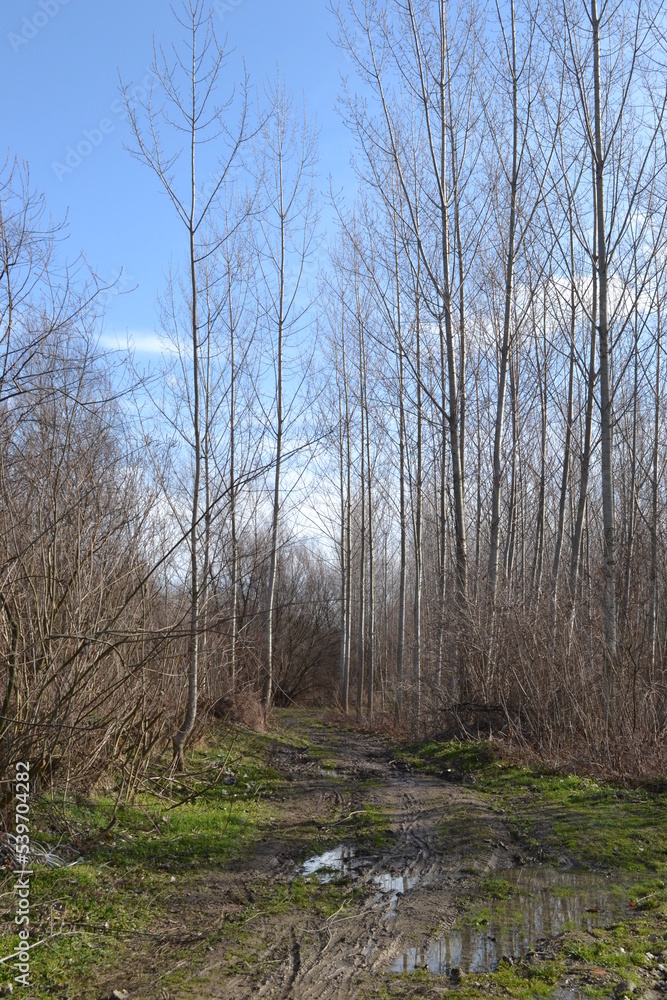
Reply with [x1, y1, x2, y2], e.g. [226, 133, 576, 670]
[101, 330, 180, 356]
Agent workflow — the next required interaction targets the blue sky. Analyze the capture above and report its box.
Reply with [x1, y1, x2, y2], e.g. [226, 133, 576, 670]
[1, 0, 354, 343]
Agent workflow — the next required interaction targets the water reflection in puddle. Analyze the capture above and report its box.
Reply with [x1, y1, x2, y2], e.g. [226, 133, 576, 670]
[375, 873, 419, 897]
[390, 867, 633, 976]
[300, 846, 419, 897]
[301, 845, 357, 881]
[318, 767, 340, 778]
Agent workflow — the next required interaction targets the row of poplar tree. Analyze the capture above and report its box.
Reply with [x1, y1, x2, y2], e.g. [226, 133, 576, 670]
[1, 0, 665, 788]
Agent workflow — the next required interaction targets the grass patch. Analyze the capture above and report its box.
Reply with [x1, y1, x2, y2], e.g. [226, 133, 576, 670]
[0, 723, 289, 998]
[478, 874, 512, 900]
[4, 714, 664, 999]
[256, 872, 363, 918]
[404, 736, 667, 874]
[347, 802, 393, 851]
[383, 733, 667, 1000]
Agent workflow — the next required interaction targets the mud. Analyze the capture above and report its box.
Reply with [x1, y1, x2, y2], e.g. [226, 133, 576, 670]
[182, 718, 518, 999]
[390, 867, 635, 976]
[98, 716, 633, 1000]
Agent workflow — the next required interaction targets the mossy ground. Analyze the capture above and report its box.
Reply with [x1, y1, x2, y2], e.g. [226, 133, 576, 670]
[0, 722, 329, 996]
[0, 715, 664, 999]
[375, 736, 667, 999]
[0, 714, 394, 997]
[404, 736, 666, 874]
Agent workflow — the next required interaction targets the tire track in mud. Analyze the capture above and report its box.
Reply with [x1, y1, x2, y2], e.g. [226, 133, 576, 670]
[245, 721, 515, 1000]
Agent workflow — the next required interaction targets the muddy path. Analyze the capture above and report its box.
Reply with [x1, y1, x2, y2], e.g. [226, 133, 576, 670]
[88, 712, 666, 1000]
[172, 715, 521, 1000]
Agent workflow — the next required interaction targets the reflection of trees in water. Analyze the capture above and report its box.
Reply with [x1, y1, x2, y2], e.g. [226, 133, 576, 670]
[393, 870, 629, 975]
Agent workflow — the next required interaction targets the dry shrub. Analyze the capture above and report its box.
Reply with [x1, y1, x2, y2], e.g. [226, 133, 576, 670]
[322, 706, 414, 741]
[435, 596, 667, 784]
[208, 687, 266, 732]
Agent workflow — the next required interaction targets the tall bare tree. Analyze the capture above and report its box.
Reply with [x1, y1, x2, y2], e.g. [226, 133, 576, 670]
[123, 0, 248, 765]
[254, 75, 318, 716]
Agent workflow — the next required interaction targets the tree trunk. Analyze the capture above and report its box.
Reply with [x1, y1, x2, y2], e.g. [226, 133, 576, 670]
[413, 270, 423, 728]
[570, 155, 598, 642]
[262, 176, 286, 718]
[552, 226, 576, 613]
[620, 265, 639, 653]
[337, 341, 348, 709]
[592, 0, 618, 708]
[438, 0, 468, 628]
[488, 0, 519, 613]
[229, 269, 238, 694]
[394, 221, 407, 718]
[504, 343, 519, 589]
[364, 331, 375, 719]
[173, 36, 201, 768]
[356, 307, 366, 719]
[649, 287, 661, 680]
[530, 298, 547, 610]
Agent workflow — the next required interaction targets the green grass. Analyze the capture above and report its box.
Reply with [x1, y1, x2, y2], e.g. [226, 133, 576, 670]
[405, 737, 667, 874]
[378, 734, 667, 1000]
[0, 715, 391, 997]
[0, 723, 291, 997]
[477, 874, 512, 900]
[349, 803, 393, 850]
[256, 872, 363, 918]
[4, 718, 665, 999]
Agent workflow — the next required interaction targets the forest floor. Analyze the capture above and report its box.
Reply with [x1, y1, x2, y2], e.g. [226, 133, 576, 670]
[1, 708, 665, 1000]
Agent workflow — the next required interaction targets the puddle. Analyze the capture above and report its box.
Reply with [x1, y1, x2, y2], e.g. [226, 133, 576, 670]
[301, 846, 419, 898]
[301, 845, 357, 881]
[375, 872, 419, 897]
[318, 767, 340, 779]
[390, 867, 634, 976]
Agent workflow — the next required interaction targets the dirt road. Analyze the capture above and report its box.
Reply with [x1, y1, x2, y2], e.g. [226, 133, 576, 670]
[88, 712, 666, 1000]
[183, 715, 518, 1000]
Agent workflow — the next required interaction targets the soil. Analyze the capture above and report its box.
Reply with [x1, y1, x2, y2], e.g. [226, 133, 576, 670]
[94, 714, 527, 1000]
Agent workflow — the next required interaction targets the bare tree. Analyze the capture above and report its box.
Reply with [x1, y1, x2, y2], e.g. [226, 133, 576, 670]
[253, 74, 319, 716]
[123, 0, 249, 765]
[560, 0, 667, 711]
[333, 0, 482, 704]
